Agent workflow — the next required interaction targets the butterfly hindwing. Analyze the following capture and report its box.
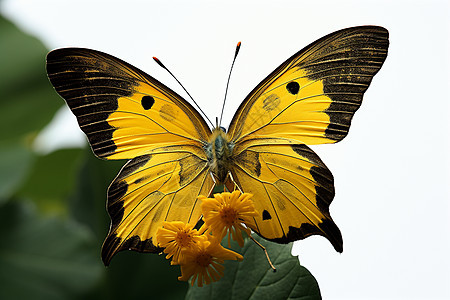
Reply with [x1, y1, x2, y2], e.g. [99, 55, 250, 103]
[102, 145, 214, 265]
[46, 48, 211, 160]
[230, 143, 342, 250]
[228, 26, 389, 146]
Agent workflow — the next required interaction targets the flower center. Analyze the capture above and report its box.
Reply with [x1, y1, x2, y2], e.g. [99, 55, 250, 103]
[196, 252, 213, 267]
[220, 207, 238, 226]
[175, 230, 192, 247]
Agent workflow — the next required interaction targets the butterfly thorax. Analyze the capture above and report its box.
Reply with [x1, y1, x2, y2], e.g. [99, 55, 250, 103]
[205, 127, 235, 183]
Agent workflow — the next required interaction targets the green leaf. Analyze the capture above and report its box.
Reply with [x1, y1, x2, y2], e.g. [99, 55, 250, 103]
[0, 15, 62, 142]
[0, 141, 34, 203]
[15, 148, 84, 214]
[0, 201, 103, 300]
[186, 235, 321, 300]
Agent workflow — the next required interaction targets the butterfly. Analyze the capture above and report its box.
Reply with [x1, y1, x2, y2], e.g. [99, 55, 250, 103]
[46, 26, 389, 265]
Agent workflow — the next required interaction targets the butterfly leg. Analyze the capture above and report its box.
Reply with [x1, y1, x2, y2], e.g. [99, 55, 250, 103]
[226, 172, 243, 193]
[207, 172, 217, 197]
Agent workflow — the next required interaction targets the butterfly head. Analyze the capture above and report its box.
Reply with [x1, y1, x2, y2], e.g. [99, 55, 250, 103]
[205, 127, 234, 183]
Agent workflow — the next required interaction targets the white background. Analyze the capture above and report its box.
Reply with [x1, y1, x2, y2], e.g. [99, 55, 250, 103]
[2, 0, 449, 299]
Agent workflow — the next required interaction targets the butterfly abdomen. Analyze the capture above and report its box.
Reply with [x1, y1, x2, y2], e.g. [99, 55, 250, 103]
[205, 127, 234, 183]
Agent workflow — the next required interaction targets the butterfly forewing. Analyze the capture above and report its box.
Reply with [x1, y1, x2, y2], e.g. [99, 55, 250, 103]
[46, 48, 211, 160]
[228, 26, 389, 146]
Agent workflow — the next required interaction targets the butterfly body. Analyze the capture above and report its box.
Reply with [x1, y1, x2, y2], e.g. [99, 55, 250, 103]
[46, 26, 389, 265]
[205, 127, 234, 183]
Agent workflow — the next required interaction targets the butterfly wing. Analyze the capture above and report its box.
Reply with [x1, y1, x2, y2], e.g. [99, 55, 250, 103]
[228, 26, 389, 250]
[230, 144, 341, 251]
[46, 49, 214, 264]
[46, 48, 211, 160]
[228, 26, 389, 147]
[102, 145, 214, 265]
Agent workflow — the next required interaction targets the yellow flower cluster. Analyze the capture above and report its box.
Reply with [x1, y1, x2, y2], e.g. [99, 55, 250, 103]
[155, 190, 258, 287]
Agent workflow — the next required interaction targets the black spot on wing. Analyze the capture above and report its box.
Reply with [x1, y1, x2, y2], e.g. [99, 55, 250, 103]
[262, 210, 272, 220]
[300, 27, 389, 141]
[141, 95, 155, 110]
[286, 81, 300, 95]
[46, 49, 139, 158]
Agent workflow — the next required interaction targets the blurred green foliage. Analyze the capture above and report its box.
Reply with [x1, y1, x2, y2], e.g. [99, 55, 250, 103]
[0, 15, 187, 299]
[0, 15, 61, 142]
[0, 14, 321, 299]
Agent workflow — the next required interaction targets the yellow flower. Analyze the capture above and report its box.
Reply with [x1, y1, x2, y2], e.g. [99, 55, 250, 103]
[199, 190, 258, 247]
[178, 235, 243, 287]
[155, 221, 204, 264]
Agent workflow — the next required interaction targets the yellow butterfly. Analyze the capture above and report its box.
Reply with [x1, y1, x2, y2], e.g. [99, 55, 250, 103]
[46, 26, 389, 265]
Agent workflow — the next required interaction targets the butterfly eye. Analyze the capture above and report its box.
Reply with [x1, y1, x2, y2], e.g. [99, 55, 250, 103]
[262, 210, 272, 220]
[141, 95, 155, 110]
[286, 81, 300, 95]
[219, 126, 227, 133]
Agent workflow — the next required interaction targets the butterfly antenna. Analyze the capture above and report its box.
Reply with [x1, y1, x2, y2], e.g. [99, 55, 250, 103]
[219, 41, 241, 127]
[153, 56, 214, 128]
